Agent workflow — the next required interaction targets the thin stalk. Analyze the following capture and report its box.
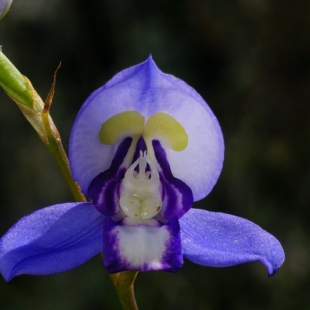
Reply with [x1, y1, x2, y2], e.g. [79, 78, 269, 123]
[41, 64, 86, 202]
[109, 271, 139, 310]
[41, 112, 86, 202]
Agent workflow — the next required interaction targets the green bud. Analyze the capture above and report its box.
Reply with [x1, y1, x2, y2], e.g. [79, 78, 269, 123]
[0, 51, 48, 142]
[0, 51, 34, 107]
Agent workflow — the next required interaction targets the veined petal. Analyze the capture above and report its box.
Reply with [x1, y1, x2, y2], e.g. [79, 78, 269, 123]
[103, 217, 183, 273]
[180, 209, 285, 276]
[69, 56, 224, 200]
[0, 203, 104, 281]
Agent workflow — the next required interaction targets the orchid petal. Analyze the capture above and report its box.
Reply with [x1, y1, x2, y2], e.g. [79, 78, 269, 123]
[0, 203, 104, 281]
[180, 209, 285, 276]
[103, 217, 183, 273]
[69, 56, 224, 201]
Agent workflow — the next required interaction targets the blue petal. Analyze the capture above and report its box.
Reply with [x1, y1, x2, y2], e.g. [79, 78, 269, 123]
[180, 208, 285, 276]
[0, 0, 12, 20]
[0, 203, 104, 281]
[69, 56, 224, 201]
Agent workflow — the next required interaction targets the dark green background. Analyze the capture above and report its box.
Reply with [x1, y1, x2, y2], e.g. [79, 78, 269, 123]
[0, 0, 309, 309]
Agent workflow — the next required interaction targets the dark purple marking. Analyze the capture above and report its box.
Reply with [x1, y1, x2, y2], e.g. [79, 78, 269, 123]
[152, 140, 193, 220]
[160, 216, 183, 272]
[102, 217, 124, 272]
[88, 137, 132, 216]
[132, 136, 147, 162]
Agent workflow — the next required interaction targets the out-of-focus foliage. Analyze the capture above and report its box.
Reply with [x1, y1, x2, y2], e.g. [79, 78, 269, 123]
[0, 0, 309, 309]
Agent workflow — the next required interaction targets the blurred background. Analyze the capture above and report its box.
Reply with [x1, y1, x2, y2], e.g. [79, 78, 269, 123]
[0, 0, 309, 309]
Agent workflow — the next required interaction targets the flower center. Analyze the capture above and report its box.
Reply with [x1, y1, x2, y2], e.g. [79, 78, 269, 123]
[119, 151, 162, 219]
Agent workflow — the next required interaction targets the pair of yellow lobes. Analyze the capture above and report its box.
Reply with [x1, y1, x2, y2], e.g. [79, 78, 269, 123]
[99, 111, 188, 152]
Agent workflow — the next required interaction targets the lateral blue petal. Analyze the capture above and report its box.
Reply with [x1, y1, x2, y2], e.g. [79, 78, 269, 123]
[180, 209, 285, 276]
[0, 203, 104, 281]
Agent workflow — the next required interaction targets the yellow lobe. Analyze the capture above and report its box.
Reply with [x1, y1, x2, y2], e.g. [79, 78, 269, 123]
[144, 113, 188, 151]
[99, 111, 145, 144]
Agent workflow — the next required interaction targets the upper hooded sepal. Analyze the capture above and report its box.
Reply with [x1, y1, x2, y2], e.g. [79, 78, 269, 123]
[69, 56, 224, 201]
[0, 203, 104, 281]
[103, 217, 183, 273]
[180, 208, 285, 276]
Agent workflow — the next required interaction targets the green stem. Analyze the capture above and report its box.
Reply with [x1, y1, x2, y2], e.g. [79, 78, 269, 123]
[41, 110, 86, 202]
[109, 271, 139, 310]
[39, 63, 86, 203]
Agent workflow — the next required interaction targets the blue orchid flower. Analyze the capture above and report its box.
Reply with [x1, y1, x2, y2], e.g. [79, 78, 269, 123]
[0, 57, 284, 281]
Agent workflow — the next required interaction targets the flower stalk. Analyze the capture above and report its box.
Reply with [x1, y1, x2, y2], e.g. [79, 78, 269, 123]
[0, 51, 86, 202]
[41, 63, 86, 203]
[109, 271, 139, 310]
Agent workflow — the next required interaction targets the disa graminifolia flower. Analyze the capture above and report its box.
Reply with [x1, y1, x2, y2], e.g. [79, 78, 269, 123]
[0, 57, 284, 280]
